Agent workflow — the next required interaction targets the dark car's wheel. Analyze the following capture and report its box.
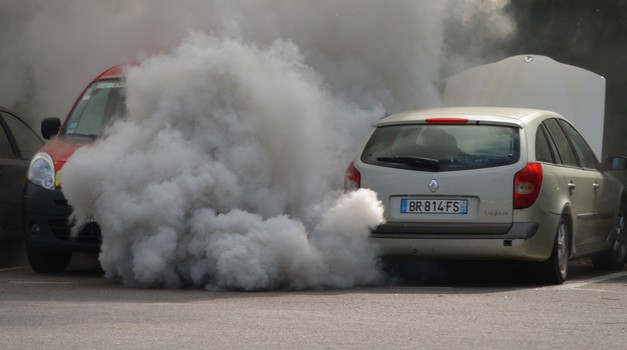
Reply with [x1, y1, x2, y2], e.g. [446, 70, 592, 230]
[25, 246, 72, 273]
[592, 199, 627, 270]
[538, 216, 570, 285]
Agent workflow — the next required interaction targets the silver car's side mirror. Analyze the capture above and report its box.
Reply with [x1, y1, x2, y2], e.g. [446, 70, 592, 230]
[612, 157, 627, 170]
[603, 156, 627, 171]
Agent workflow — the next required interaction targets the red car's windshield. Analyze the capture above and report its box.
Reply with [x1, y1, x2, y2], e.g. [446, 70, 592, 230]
[63, 79, 126, 138]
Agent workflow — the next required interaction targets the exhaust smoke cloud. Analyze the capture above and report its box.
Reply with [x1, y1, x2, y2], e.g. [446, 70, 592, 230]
[62, 35, 386, 290]
[1, 0, 514, 290]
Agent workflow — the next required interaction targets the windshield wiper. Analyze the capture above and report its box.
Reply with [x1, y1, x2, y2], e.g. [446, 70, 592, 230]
[376, 156, 439, 171]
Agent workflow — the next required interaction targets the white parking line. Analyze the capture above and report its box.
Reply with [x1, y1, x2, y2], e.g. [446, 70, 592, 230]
[8, 281, 73, 284]
[0, 266, 29, 273]
[551, 271, 627, 291]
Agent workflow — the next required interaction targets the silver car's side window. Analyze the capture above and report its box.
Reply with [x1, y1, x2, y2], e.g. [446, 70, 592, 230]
[535, 124, 557, 164]
[557, 120, 598, 169]
[543, 118, 579, 167]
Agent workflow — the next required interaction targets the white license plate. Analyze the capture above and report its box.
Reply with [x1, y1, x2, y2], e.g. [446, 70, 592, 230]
[400, 199, 468, 214]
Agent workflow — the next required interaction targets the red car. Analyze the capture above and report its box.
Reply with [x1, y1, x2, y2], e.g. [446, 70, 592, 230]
[22, 65, 126, 273]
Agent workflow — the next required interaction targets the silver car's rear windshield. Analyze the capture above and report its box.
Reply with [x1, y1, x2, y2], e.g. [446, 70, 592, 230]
[62, 79, 126, 138]
[361, 124, 520, 172]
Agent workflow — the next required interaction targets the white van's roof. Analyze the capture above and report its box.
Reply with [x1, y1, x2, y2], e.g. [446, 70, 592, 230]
[443, 55, 605, 158]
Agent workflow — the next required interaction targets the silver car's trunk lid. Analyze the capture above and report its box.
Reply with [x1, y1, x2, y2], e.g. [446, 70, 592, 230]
[359, 162, 520, 226]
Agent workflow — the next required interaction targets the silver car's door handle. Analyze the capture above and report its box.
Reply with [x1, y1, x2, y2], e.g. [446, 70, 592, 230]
[593, 182, 600, 193]
[568, 182, 576, 193]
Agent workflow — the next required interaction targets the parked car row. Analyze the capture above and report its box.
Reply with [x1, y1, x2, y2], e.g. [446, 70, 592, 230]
[5, 57, 627, 284]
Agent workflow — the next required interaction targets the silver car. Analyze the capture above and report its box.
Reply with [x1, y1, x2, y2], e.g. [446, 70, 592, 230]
[345, 106, 627, 284]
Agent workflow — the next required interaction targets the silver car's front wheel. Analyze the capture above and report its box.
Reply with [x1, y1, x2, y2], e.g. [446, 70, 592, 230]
[611, 209, 627, 261]
[592, 198, 627, 270]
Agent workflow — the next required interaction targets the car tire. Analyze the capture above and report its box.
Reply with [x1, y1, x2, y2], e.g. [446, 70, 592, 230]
[538, 216, 570, 285]
[591, 198, 627, 270]
[25, 246, 72, 273]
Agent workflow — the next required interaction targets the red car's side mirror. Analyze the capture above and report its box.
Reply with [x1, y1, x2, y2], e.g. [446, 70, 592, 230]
[41, 117, 61, 140]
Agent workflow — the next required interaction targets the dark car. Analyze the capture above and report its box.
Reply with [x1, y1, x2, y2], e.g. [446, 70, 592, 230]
[0, 106, 44, 241]
[22, 65, 126, 273]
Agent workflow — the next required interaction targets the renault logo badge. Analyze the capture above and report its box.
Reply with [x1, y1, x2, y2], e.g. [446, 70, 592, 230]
[428, 179, 439, 193]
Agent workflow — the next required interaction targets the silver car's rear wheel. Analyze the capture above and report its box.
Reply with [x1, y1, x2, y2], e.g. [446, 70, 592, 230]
[556, 221, 569, 277]
[592, 198, 627, 270]
[538, 216, 570, 285]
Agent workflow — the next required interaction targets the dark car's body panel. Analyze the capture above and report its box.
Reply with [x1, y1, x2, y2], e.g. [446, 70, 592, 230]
[0, 107, 43, 241]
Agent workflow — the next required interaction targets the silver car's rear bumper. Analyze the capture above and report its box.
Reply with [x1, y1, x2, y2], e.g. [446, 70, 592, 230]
[371, 222, 556, 262]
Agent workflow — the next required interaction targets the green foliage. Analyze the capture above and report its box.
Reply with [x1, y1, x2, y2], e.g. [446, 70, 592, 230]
[506, 0, 627, 158]
[444, 0, 627, 157]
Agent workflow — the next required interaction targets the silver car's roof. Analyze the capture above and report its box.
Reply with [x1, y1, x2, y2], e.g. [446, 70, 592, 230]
[377, 106, 559, 128]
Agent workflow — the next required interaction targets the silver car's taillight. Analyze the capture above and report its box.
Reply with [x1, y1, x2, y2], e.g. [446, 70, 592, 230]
[514, 162, 543, 209]
[344, 162, 361, 192]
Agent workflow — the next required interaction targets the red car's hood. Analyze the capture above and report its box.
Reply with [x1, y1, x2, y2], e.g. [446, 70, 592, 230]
[39, 136, 91, 172]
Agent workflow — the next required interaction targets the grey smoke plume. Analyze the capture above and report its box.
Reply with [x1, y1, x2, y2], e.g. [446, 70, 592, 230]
[2, 1, 514, 290]
[0, 0, 513, 121]
[61, 35, 386, 290]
